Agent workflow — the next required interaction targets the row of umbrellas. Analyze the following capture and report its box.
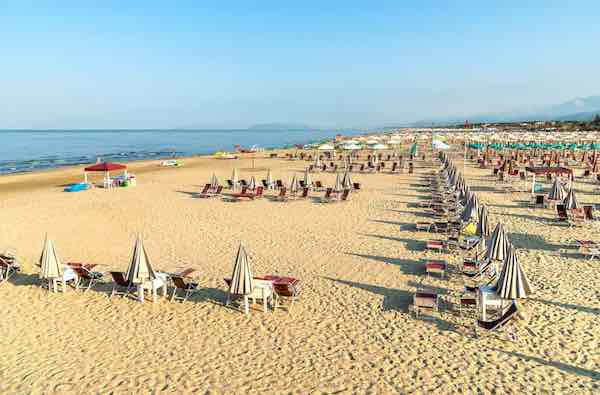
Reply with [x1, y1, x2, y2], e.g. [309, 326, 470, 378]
[439, 153, 532, 300]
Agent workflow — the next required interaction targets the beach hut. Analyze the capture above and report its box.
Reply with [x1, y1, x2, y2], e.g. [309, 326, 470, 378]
[477, 205, 490, 238]
[563, 188, 579, 209]
[494, 246, 532, 300]
[84, 162, 127, 187]
[485, 223, 511, 262]
[126, 235, 156, 302]
[39, 237, 63, 292]
[227, 243, 254, 315]
[548, 178, 566, 201]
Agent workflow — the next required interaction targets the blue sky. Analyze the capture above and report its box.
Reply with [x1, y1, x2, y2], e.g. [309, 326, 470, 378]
[2, 1, 600, 128]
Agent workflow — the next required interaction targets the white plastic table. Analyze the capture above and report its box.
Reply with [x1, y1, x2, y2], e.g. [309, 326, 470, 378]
[478, 285, 505, 321]
[138, 272, 169, 302]
[50, 266, 79, 293]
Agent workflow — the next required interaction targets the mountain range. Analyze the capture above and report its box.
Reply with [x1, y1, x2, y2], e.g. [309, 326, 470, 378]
[410, 95, 600, 126]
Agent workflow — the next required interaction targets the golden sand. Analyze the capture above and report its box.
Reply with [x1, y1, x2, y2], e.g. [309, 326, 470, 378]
[0, 153, 598, 393]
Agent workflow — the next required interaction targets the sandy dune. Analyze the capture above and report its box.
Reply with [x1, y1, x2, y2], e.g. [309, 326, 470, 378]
[0, 153, 598, 393]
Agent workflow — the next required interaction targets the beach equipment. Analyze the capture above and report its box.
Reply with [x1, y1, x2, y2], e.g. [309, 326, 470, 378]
[563, 188, 579, 209]
[289, 174, 299, 194]
[303, 168, 312, 188]
[341, 171, 352, 190]
[126, 235, 156, 302]
[83, 162, 127, 185]
[231, 168, 239, 190]
[227, 243, 254, 314]
[266, 169, 274, 189]
[39, 237, 63, 291]
[548, 178, 566, 201]
[432, 140, 449, 150]
[461, 194, 479, 222]
[494, 246, 532, 299]
[248, 176, 257, 190]
[334, 172, 343, 192]
[475, 301, 519, 334]
[210, 173, 220, 189]
[485, 223, 511, 262]
[477, 205, 490, 238]
[109, 271, 135, 298]
[317, 143, 334, 151]
[409, 143, 418, 157]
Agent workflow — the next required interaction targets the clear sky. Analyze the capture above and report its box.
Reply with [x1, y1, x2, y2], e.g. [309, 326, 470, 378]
[2, 1, 600, 129]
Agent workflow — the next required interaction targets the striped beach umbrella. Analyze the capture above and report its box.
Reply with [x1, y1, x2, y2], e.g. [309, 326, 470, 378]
[39, 236, 62, 280]
[126, 235, 156, 284]
[228, 243, 254, 314]
[494, 246, 532, 299]
[547, 178, 565, 201]
[476, 205, 490, 238]
[485, 223, 511, 262]
[563, 188, 579, 209]
[289, 174, 299, 193]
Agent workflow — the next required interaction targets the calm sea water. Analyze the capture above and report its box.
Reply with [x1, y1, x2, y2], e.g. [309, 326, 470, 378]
[0, 129, 364, 174]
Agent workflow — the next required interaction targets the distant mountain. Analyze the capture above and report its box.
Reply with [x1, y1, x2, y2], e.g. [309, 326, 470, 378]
[248, 122, 315, 130]
[410, 95, 600, 126]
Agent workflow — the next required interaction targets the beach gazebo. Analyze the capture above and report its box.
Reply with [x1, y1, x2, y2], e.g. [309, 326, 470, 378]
[126, 235, 156, 302]
[84, 162, 127, 185]
[39, 236, 63, 292]
[227, 243, 254, 315]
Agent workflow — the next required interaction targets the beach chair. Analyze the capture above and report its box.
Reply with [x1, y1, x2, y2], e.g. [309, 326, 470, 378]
[0, 253, 20, 283]
[339, 189, 350, 202]
[529, 194, 546, 208]
[298, 187, 309, 199]
[199, 184, 210, 195]
[169, 275, 200, 302]
[352, 182, 361, 192]
[227, 179, 234, 189]
[70, 264, 103, 292]
[568, 208, 585, 227]
[299, 180, 306, 189]
[556, 204, 568, 222]
[109, 272, 134, 298]
[277, 187, 288, 202]
[425, 260, 447, 278]
[412, 292, 440, 318]
[583, 205, 595, 221]
[275, 180, 284, 189]
[224, 278, 275, 313]
[314, 181, 324, 191]
[261, 179, 268, 188]
[474, 301, 519, 336]
[426, 240, 445, 252]
[415, 221, 433, 232]
[254, 186, 264, 199]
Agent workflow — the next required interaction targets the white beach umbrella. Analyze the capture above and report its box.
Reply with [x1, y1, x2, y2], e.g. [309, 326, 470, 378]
[126, 235, 156, 284]
[342, 171, 352, 190]
[334, 172, 343, 191]
[371, 143, 388, 150]
[485, 223, 511, 262]
[494, 246, 532, 299]
[210, 172, 219, 189]
[248, 176, 257, 190]
[563, 188, 579, 209]
[266, 169, 274, 188]
[231, 168, 239, 190]
[318, 143, 335, 151]
[548, 178, 566, 201]
[228, 243, 254, 314]
[39, 236, 62, 280]
[303, 168, 312, 187]
[289, 174, 299, 193]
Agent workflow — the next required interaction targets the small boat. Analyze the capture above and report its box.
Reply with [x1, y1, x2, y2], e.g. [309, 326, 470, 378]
[160, 159, 182, 167]
[214, 151, 238, 160]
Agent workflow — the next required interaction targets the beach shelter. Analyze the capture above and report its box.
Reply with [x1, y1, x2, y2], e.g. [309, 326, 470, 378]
[548, 178, 566, 201]
[563, 188, 579, 209]
[494, 246, 532, 299]
[231, 168, 239, 190]
[83, 162, 126, 184]
[210, 173, 219, 189]
[303, 168, 312, 188]
[39, 236, 63, 292]
[228, 243, 254, 314]
[266, 169, 274, 189]
[485, 223, 511, 262]
[476, 205, 491, 238]
[334, 172, 343, 192]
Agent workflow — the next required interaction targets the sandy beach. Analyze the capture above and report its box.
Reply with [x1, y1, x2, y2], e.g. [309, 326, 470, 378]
[1, 151, 598, 394]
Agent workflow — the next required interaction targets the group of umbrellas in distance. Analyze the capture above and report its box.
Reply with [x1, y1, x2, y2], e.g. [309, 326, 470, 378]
[439, 152, 533, 302]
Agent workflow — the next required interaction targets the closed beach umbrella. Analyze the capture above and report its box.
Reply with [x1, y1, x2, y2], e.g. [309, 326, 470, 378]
[410, 143, 418, 157]
[228, 243, 254, 314]
[39, 237, 62, 280]
[485, 223, 510, 262]
[248, 176, 256, 190]
[461, 195, 478, 222]
[289, 174, 299, 193]
[232, 168, 239, 190]
[126, 235, 156, 284]
[266, 169, 274, 189]
[314, 155, 322, 167]
[563, 188, 579, 209]
[303, 168, 312, 187]
[334, 172, 343, 192]
[494, 247, 532, 299]
[342, 171, 352, 190]
[210, 173, 219, 189]
[477, 205, 490, 238]
[548, 178, 566, 201]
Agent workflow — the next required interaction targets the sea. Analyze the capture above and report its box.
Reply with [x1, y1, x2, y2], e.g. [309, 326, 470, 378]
[0, 129, 365, 175]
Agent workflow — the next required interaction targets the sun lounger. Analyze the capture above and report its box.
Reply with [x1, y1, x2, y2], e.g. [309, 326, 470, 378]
[352, 182, 361, 192]
[556, 204, 568, 222]
[109, 271, 134, 298]
[224, 278, 275, 312]
[425, 260, 447, 278]
[321, 188, 334, 203]
[415, 222, 433, 232]
[298, 187, 309, 199]
[277, 187, 288, 202]
[69, 263, 103, 292]
[475, 301, 518, 335]
[580, 245, 600, 260]
[426, 240, 445, 252]
[199, 185, 223, 198]
[232, 186, 264, 200]
[169, 275, 200, 302]
[412, 292, 439, 318]
[0, 253, 20, 283]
